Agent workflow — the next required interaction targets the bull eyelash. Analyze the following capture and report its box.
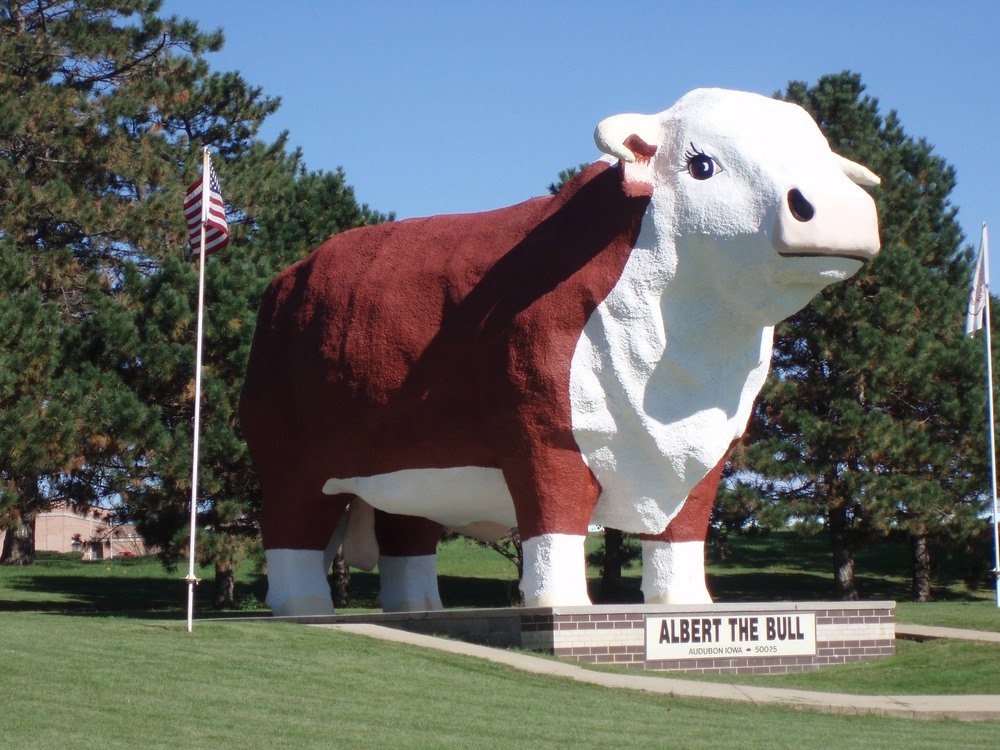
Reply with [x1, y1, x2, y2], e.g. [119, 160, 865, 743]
[683, 143, 725, 176]
[684, 143, 706, 161]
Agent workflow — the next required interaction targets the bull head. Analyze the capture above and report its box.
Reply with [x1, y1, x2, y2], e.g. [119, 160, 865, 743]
[594, 112, 881, 196]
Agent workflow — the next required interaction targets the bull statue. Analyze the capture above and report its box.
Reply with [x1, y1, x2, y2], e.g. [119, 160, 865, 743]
[241, 88, 880, 616]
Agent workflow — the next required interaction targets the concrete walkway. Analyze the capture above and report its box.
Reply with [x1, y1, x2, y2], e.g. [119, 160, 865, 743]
[316, 622, 1000, 722]
[895, 623, 1000, 644]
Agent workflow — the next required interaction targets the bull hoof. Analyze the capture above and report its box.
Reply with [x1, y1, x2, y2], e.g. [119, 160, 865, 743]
[381, 595, 444, 613]
[377, 554, 442, 613]
[644, 588, 713, 606]
[524, 592, 593, 608]
[269, 595, 335, 618]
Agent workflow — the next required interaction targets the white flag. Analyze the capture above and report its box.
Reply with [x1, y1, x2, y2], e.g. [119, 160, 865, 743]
[966, 224, 990, 337]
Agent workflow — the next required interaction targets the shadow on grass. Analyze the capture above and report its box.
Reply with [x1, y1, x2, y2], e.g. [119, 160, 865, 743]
[4, 532, 987, 618]
[342, 571, 522, 610]
[0, 556, 270, 619]
[710, 571, 839, 602]
[0, 574, 205, 617]
[706, 530, 989, 604]
[1, 563, 520, 618]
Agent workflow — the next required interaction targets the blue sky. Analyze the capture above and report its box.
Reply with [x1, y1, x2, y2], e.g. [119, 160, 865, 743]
[163, 0, 999, 286]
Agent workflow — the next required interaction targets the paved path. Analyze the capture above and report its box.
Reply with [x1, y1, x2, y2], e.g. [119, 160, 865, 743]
[895, 623, 1000, 644]
[316, 622, 1000, 722]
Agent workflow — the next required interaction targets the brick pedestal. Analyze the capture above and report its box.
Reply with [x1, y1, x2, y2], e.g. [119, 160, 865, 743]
[285, 600, 894, 675]
[520, 602, 895, 674]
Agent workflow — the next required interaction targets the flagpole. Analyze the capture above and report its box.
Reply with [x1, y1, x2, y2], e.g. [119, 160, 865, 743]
[970, 222, 1000, 607]
[184, 147, 210, 631]
[984, 226, 1000, 608]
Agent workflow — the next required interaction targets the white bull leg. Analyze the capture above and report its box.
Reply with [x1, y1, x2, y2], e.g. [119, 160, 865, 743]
[265, 548, 335, 617]
[520, 533, 592, 607]
[377, 554, 443, 612]
[640, 539, 713, 605]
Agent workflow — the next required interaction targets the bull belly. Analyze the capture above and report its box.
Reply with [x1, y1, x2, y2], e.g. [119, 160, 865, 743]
[322, 467, 517, 529]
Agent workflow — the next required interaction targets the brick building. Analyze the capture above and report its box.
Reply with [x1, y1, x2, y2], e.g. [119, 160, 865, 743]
[0, 502, 149, 559]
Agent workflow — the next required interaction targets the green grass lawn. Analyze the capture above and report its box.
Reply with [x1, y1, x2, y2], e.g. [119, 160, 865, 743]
[589, 636, 1000, 696]
[4, 613, 1000, 749]
[2, 534, 999, 747]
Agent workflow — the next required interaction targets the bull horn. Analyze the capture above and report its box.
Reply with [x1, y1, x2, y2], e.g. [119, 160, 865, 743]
[594, 113, 660, 163]
[835, 154, 881, 187]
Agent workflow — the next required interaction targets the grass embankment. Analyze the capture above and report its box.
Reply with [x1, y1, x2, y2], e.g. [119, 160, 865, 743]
[3, 613, 999, 749]
[2, 533, 999, 747]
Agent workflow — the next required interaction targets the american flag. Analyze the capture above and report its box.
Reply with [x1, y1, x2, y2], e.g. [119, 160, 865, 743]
[184, 155, 229, 255]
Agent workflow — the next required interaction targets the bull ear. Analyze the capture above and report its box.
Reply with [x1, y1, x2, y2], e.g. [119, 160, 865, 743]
[594, 113, 659, 161]
[835, 154, 881, 187]
[594, 113, 659, 197]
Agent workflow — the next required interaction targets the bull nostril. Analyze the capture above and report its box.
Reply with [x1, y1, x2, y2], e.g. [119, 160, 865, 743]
[787, 188, 815, 222]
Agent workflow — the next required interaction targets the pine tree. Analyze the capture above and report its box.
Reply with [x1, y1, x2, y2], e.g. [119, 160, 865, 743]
[0, 1, 284, 578]
[1, 2, 392, 605]
[0, 243, 64, 562]
[0, 1, 231, 559]
[547, 164, 591, 195]
[729, 72, 987, 600]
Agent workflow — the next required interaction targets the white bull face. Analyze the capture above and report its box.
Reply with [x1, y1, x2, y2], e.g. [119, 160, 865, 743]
[596, 88, 881, 325]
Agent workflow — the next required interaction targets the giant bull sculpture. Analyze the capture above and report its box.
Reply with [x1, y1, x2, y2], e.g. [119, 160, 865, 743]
[241, 88, 880, 616]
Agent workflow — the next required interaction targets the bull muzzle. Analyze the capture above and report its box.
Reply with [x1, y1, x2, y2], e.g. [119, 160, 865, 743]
[774, 156, 881, 263]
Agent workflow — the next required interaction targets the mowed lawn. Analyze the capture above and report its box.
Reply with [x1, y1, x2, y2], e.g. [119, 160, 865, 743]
[1, 534, 999, 748]
[3, 613, 1000, 749]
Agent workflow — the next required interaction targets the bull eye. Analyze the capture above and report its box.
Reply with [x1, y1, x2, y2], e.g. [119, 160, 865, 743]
[684, 144, 721, 180]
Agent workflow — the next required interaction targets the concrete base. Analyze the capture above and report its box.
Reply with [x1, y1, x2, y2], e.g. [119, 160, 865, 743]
[264, 600, 895, 675]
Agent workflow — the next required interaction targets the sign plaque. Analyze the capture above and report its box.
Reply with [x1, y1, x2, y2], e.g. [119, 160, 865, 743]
[645, 611, 817, 661]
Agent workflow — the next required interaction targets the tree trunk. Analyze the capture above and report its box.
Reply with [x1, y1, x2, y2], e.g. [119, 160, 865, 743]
[829, 504, 858, 600]
[332, 551, 350, 608]
[601, 528, 624, 602]
[1, 517, 36, 565]
[911, 532, 932, 602]
[213, 559, 236, 608]
[488, 530, 523, 606]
